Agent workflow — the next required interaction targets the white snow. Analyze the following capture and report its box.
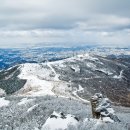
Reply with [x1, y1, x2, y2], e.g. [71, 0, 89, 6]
[86, 62, 96, 69]
[17, 63, 75, 97]
[0, 97, 10, 107]
[34, 127, 39, 130]
[18, 98, 35, 106]
[42, 111, 78, 130]
[83, 118, 103, 129]
[78, 84, 84, 92]
[77, 53, 99, 62]
[0, 88, 6, 96]
[107, 108, 115, 114]
[18, 63, 54, 81]
[17, 76, 55, 96]
[27, 104, 38, 112]
[71, 65, 80, 72]
[77, 53, 89, 58]
[95, 68, 113, 75]
[102, 117, 114, 123]
[47, 62, 59, 81]
[17, 63, 56, 96]
[86, 63, 113, 76]
[72, 85, 89, 103]
[86, 60, 113, 75]
[113, 70, 123, 79]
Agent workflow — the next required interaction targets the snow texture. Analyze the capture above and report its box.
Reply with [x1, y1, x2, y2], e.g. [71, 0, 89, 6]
[42, 111, 79, 130]
[113, 70, 124, 79]
[0, 97, 10, 107]
[27, 104, 38, 112]
[18, 98, 35, 106]
[0, 88, 6, 96]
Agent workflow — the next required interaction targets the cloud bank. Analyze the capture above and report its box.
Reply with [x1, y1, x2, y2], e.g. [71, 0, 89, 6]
[0, 0, 130, 47]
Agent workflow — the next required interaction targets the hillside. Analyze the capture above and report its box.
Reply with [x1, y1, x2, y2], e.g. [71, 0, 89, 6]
[0, 53, 130, 130]
[0, 53, 130, 106]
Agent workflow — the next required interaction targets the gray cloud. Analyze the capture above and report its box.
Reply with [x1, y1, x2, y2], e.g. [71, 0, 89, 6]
[0, 0, 130, 47]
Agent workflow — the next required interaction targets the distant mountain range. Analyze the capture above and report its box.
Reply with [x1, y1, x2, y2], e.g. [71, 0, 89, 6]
[0, 46, 130, 70]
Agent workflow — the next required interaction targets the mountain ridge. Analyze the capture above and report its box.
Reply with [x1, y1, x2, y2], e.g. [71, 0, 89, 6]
[0, 53, 130, 106]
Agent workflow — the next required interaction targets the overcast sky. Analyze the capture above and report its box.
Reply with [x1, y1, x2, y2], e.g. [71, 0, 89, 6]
[0, 0, 130, 48]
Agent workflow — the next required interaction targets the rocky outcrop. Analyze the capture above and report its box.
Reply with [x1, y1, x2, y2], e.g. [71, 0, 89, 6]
[91, 93, 120, 123]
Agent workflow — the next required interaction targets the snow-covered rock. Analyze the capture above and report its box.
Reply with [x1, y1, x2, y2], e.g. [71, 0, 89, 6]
[42, 111, 79, 130]
[0, 97, 10, 108]
[91, 93, 120, 123]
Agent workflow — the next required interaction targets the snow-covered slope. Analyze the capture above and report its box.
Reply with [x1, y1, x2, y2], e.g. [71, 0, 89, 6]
[0, 53, 130, 130]
[16, 63, 74, 98]
[0, 53, 130, 106]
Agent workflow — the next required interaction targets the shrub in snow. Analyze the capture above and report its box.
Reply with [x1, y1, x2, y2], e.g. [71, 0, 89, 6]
[68, 119, 128, 130]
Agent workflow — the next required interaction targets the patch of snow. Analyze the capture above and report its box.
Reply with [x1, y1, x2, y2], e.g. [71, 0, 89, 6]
[76, 53, 99, 62]
[89, 57, 99, 62]
[34, 127, 39, 130]
[18, 63, 55, 81]
[107, 108, 115, 114]
[113, 70, 123, 79]
[95, 68, 113, 75]
[0, 88, 6, 96]
[0, 97, 10, 107]
[70, 65, 80, 72]
[52, 81, 73, 97]
[27, 104, 38, 112]
[78, 85, 84, 92]
[96, 98, 111, 113]
[93, 120, 103, 129]
[84, 118, 102, 129]
[17, 65, 73, 97]
[17, 77, 55, 96]
[86, 62, 97, 70]
[102, 117, 114, 123]
[18, 98, 35, 106]
[42, 111, 78, 130]
[72, 85, 89, 103]
[4, 71, 16, 80]
[47, 62, 59, 81]
[17, 63, 57, 96]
